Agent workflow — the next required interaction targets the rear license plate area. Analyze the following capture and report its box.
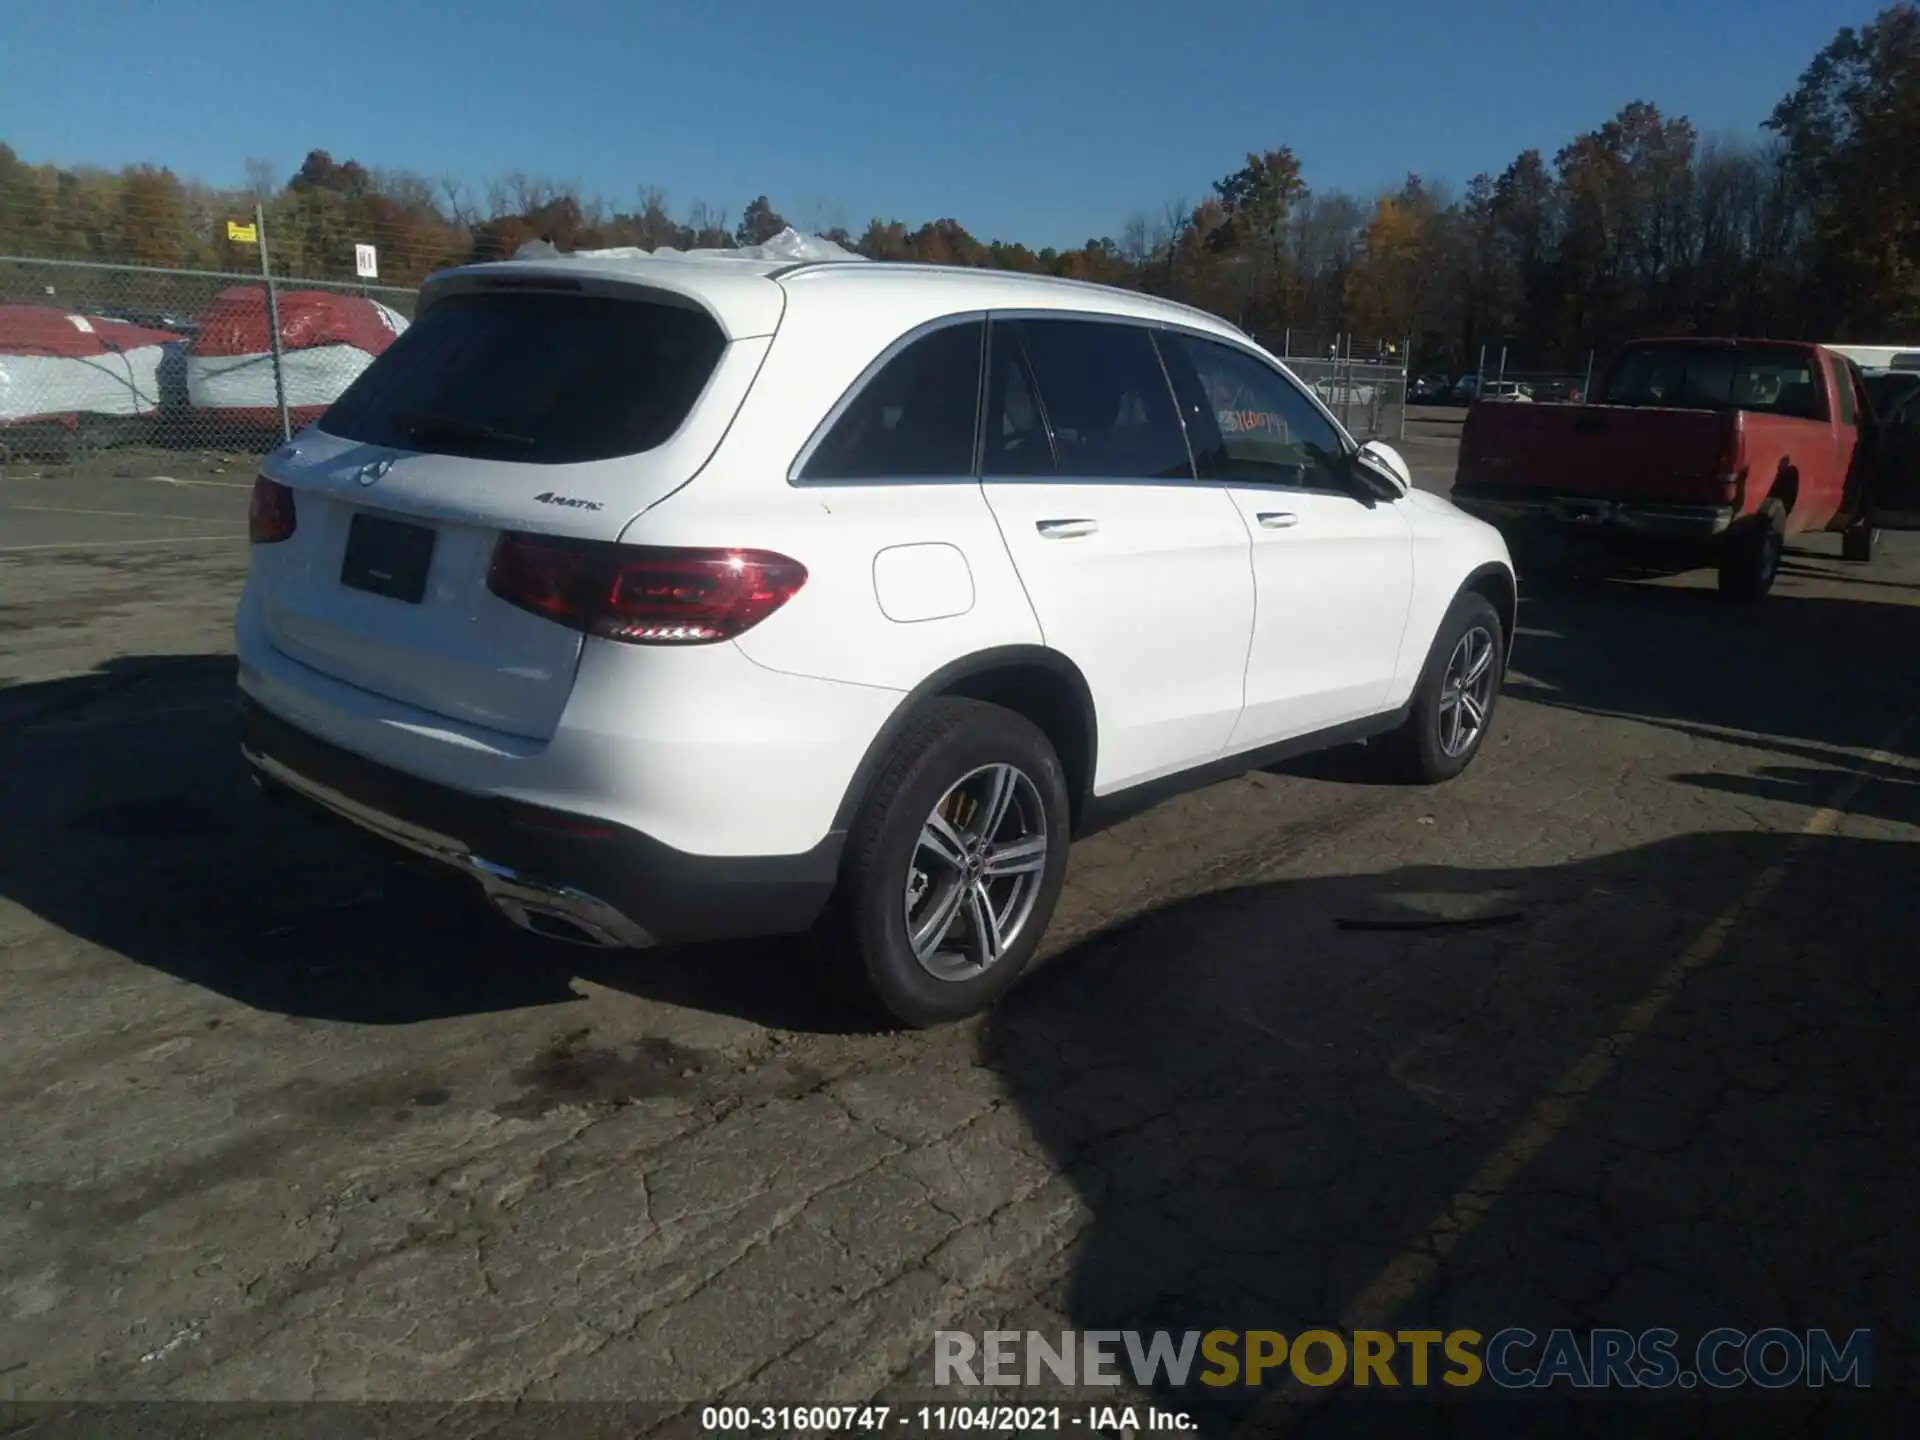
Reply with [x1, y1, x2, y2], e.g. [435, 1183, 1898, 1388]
[340, 512, 436, 603]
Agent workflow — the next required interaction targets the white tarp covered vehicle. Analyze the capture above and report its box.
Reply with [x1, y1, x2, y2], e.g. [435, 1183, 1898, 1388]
[0, 305, 184, 426]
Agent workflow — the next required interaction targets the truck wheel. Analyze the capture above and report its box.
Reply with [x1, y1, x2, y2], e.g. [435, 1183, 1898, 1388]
[1717, 498, 1786, 601]
[1841, 521, 1879, 564]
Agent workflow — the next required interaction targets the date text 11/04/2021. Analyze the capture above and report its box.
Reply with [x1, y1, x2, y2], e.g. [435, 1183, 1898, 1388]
[699, 1406, 1194, 1433]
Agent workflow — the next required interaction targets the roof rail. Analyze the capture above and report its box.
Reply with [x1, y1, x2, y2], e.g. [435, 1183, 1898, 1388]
[765, 258, 864, 280]
[775, 259, 1244, 335]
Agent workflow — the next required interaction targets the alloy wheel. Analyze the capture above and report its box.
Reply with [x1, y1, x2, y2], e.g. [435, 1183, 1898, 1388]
[904, 763, 1049, 982]
[1438, 625, 1497, 759]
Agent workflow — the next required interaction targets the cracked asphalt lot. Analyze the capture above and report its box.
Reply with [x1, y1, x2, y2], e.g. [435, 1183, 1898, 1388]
[1, 440, 1917, 1435]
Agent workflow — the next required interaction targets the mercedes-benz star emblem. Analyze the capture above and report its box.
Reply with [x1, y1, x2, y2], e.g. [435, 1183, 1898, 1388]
[355, 458, 394, 487]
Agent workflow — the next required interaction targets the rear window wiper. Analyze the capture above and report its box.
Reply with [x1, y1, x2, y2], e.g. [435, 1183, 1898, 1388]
[395, 409, 536, 449]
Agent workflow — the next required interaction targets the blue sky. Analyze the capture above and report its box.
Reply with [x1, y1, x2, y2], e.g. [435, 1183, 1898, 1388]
[1, 0, 1865, 249]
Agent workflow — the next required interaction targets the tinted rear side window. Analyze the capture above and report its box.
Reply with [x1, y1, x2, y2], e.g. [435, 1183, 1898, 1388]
[1601, 344, 1828, 422]
[321, 290, 726, 465]
[801, 320, 983, 479]
[988, 318, 1193, 481]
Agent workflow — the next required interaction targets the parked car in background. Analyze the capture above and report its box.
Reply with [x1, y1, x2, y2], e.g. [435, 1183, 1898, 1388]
[1477, 381, 1534, 403]
[236, 254, 1516, 1026]
[1824, 344, 1920, 376]
[1875, 377, 1920, 533]
[1450, 375, 1481, 404]
[1866, 370, 1920, 420]
[1450, 336, 1912, 598]
[1410, 374, 1451, 402]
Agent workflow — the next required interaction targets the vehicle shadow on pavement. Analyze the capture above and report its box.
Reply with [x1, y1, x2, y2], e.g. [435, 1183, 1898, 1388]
[0, 655, 862, 1033]
[1779, 559, 1920, 593]
[980, 815, 1918, 1435]
[1503, 575, 1920, 768]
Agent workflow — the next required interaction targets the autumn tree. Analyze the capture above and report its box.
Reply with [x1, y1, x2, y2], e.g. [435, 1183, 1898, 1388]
[1768, 1, 1920, 334]
[1343, 175, 1438, 346]
[4, 6, 1916, 370]
[1209, 148, 1308, 330]
[113, 164, 190, 267]
[735, 195, 787, 247]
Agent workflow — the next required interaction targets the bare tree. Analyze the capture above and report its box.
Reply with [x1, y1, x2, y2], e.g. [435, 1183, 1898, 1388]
[243, 157, 278, 202]
[440, 176, 476, 227]
[371, 168, 436, 213]
[501, 172, 559, 214]
[1156, 196, 1191, 290]
[686, 200, 733, 248]
[787, 194, 848, 237]
[633, 186, 683, 249]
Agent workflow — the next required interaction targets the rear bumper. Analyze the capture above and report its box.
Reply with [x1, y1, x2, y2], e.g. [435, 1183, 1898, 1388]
[240, 696, 842, 947]
[1451, 484, 1736, 540]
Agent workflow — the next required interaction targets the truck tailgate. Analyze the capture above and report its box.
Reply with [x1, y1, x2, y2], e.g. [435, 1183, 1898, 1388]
[1459, 402, 1735, 504]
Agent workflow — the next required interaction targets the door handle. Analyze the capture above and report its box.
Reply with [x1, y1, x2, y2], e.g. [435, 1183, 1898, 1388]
[1036, 518, 1099, 538]
[1256, 511, 1300, 529]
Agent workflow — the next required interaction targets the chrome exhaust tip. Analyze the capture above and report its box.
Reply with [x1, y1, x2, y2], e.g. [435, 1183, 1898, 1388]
[469, 858, 655, 951]
[488, 894, 620, 949]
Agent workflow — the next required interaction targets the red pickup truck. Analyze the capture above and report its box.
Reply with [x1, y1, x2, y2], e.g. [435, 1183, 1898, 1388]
[1451, 337, 1918, 600]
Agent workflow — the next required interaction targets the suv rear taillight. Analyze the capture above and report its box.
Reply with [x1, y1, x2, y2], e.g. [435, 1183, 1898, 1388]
[486, 533, 807, 644]
[249, 476, 297, 544]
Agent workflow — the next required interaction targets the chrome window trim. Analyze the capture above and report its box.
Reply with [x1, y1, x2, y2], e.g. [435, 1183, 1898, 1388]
[785, 302, 1372, 491]
[787, 312, 988, 485]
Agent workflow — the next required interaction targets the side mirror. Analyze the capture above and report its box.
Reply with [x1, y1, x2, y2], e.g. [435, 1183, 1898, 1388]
[1355, 439, 1412, 492]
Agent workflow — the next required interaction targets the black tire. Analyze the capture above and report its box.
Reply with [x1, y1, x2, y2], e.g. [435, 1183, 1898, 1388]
[1717, 497, 1786, 601]
[1841, 520, 1879, 564]
[819, 698, 1073, 1028]
[1379, 591, 1506, 784]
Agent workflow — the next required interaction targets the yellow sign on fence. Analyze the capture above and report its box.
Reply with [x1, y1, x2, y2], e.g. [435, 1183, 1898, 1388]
[226, 219, 257, 244]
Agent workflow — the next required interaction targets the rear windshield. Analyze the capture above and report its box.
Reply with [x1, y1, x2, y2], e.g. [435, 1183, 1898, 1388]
[1601, 344, 1826, 421]
[320, 290, 726, 464]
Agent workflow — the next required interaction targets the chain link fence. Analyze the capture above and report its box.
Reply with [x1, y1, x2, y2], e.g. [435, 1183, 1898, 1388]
[0, 255, 415, 463]
[1260, 331, 1408, 442]
[1, 198, 1408, 467]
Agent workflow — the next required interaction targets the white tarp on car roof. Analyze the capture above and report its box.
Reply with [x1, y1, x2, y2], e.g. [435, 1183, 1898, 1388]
[510, 226, 870, 265]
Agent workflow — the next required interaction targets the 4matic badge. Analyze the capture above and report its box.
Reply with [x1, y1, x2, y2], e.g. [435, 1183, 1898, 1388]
[534, 491, 605, 511]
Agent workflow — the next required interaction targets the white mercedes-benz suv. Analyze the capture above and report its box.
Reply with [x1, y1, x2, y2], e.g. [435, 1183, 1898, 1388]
[236, 252, 1515, 1025]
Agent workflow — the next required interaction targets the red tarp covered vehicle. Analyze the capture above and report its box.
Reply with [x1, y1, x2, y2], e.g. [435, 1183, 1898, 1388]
[187, 287, 407, 428]
[0, 305, 184, 427]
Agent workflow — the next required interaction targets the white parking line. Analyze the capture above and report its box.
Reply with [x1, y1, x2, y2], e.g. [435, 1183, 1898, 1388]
[5, 504, 238, 525]
[0, 473, 254, 490]
[0, 534, 244, 554]
[142, 476, 254, 490]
